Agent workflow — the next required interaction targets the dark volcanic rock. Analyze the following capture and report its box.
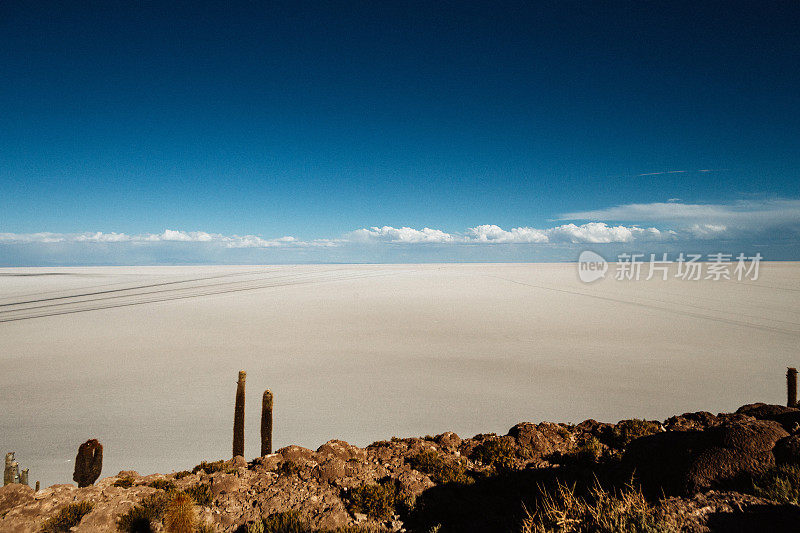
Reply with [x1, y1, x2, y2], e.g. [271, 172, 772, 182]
[710, 418, 787, 452]
[575, 419, 615, 440]
[664, 411, 720, 432]
[773, 435, 800, 465]
[624, 419, 788, 495]
[658, 490, 800, 533]
[736, 403, 799, 419]
[735, 403, 800, 433]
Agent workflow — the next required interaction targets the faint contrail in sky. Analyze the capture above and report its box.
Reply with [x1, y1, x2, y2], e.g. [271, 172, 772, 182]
[634, 169, 729, 177]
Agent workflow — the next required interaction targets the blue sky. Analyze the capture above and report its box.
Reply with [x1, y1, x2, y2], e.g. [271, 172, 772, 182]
[1, 1, 799, 264]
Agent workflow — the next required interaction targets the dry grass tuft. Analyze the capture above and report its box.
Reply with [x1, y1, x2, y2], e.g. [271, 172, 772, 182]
[521, 480, 677, 533]
[41, 501, 94, 533]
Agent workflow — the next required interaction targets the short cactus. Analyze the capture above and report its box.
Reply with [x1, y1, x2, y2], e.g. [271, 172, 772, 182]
[164, 491, 197, 533]
[73, 439, 103, 488]
[4, 452, 15, 485]
[3, 452, 26, 486]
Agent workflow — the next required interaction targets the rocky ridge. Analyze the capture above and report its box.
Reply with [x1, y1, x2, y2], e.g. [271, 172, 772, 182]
[3, 403, 800, 532]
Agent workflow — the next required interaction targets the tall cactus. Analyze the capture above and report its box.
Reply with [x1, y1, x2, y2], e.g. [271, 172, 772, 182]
[261, 389, 273, 456]
[788, 367, 798, 407]
[233, 371, 246, 458]
[19, 468, 28, 486]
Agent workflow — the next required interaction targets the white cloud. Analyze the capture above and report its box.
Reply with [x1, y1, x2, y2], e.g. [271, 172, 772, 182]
[1, 223, 671, 250]
[349, 226, 457, 244]
[560, 198, 800, 240]
[561, 199, 800, 227]
[468, 225, 549, 243]
[546, 223, 668, 243]
[0, 230, 333, 248]
[686, 224, 728, 239]
[351, 222, 668, 245]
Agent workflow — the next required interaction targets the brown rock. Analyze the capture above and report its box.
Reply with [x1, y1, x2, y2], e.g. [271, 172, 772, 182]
[314, 458, 346, 483]
[277, 445, 315, 462]
[507, 422, 573, 460]
[253, 453, 283, 471]
[0, 483, 34, 514]
[211, 474, 240, 497]
[434, 432, 461, 450]
[230, 455, 247, 469]
[664, 411, 720, 432]
[317, 440, 361, 461]
[623, 419, 788, 495]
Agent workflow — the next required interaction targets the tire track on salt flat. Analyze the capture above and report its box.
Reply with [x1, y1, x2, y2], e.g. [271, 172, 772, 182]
[488, 275, 800, 337]
[0, 269, 413, 323]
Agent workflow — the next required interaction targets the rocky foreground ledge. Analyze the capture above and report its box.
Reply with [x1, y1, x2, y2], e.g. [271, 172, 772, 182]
[5, 403, 800, 532]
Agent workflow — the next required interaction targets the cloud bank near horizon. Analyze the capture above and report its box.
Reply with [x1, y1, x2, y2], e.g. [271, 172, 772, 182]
[0, 230, 340, 248]
[2, 199, 798, 264]
[561, 198, 800, 238]
[1, 221, 670, 249]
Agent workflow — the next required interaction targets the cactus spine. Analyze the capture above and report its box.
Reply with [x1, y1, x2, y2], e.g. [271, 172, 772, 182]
[261, 389, 273, 456]
[233, 370, 246, 457]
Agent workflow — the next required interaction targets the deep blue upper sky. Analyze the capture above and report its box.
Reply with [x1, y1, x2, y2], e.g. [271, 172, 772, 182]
[1, 1, 799, 263]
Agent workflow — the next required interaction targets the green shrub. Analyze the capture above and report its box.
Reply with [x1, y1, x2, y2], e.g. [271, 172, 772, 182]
[174, 470, 191, 479]
[117, 492, 169, 532]
[565, 436, 603, 464]
[113, 476, 136, 488]
[523, 481, 677, 533]
[612, 420, 661, 448]
[346, 479, 401, 520]
[407, 450, 472, 484]
[556, 426, 572, 439]
[148, 478, 177, 491]
[278, 460, 302, 477]
[192, 460, 227, 475]
[41, 501, 94, 533]
[185, 482, 213, 506]
[322, 526, 388, 532]
[469, 438, 516, 471]
[260, 510, 306, 533]
[753, 464, 800, 504]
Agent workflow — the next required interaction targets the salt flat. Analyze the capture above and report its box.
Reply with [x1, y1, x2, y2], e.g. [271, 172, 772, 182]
[1, 263, 799, 488]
